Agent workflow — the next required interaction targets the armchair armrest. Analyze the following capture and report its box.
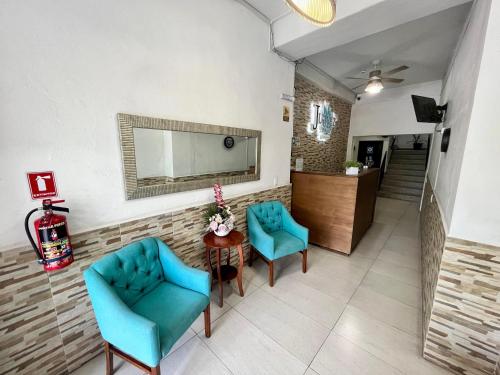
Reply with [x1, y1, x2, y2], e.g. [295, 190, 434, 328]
[247, 209, 275, 259]
[282, 207, 309, 248]
[83, 268, 161, 367]
[156, 239, 210, 298]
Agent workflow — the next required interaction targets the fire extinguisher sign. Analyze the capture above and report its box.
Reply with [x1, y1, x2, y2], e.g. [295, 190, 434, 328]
[27, 171, 58, 200]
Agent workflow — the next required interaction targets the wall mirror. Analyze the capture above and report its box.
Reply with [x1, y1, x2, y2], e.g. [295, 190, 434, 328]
[118, 113, 261, 199]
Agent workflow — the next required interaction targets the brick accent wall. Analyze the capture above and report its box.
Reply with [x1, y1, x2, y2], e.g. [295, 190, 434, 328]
[0, 185, 291, 374]
[291, 75, 352, 172]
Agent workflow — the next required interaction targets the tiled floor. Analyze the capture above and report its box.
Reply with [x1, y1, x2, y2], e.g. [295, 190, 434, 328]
[74, 198, 450, 375]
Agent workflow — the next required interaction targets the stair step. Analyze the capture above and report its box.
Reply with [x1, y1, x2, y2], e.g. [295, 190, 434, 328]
[390, 157, 426, 165]
[377, 191, 422, 202]
[380, 184, 423, 196]
[391, 153, 427, 159]
[392, 149, 427, 154]
[381, 179, 424, 189]
[383, 175, 425, 184]
[389, 163, 426, 171]
[386, 169, 426, 177]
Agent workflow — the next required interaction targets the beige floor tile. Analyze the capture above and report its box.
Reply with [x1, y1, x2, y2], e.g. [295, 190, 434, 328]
[199, 310, 307, 375]
[311, 332, 402, 375]
[333, 306, 449, 375]
[384, 235, 421, 252]
[377, 247, 421, 271]
[348, 286, 422, 336]
[305, 368, 320, 375]
[361, 270, 422, 308]
[370, 258, 421, 288]
[235, 289, 330, 364]
[160, 336, 231, 374]
[262, 275, 346, 329]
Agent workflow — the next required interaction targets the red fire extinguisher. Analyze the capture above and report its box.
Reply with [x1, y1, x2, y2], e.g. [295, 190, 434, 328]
[24, 199, 74, 271]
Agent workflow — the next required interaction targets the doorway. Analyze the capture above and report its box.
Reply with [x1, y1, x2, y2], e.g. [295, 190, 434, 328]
[357, 140, 384, 168]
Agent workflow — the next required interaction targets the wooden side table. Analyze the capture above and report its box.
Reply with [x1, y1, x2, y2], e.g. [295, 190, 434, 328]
[203, 230, 245, 307]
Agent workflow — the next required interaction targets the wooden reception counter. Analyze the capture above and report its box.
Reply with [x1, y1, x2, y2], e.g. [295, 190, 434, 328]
[291, 169, 379, 255]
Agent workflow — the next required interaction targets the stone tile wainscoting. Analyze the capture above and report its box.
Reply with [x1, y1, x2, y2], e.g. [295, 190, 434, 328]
[0, 185, 291, 375]
[291, 74, 352, 172]
[420, 181, 446, 337]
[420, 181, 500, 375]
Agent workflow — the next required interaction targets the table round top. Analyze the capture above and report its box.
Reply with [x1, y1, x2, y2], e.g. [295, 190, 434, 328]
[203, 230, 244, 248]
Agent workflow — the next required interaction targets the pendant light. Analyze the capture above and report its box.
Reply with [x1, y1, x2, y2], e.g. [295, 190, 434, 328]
[284, 0, 336, 27]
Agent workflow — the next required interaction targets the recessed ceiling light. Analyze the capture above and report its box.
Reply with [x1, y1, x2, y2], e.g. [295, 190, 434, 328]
[284, 0, 336, 27]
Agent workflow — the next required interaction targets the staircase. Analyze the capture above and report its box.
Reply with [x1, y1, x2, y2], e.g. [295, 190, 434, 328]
[378, 149, 426, 202]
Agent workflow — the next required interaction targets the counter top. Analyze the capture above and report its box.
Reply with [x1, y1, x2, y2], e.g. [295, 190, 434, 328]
[291, 168, 379, 178]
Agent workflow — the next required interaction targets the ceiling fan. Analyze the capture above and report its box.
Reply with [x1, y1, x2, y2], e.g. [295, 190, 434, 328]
[347, 60, 409, 94]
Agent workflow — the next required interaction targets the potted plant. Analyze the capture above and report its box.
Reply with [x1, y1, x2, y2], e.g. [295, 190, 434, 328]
[409, 135, 423, 150]
[344, 160, 363, 175]
[204, 184, 235, 237]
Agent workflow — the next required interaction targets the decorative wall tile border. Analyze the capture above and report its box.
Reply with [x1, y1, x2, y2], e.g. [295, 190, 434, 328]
[421, 182, 500, 375]
[0, 185, 291, 374]
[420, 181, 446, 338]
[0, 248, 68, 375]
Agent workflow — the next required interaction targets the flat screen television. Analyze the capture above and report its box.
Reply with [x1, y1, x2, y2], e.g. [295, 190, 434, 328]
[411, 95, 446, 123]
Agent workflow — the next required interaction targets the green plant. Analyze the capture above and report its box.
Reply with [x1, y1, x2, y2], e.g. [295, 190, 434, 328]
[410, 134, 422, 144]
[344, 160, 363, 169]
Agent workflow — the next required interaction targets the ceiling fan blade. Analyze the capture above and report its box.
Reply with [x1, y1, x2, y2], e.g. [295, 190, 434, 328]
[351, 83, 367, 90]
[381, 78, 404, 83]
[383, 65, 409, 76]
[345, 77, 367, 80]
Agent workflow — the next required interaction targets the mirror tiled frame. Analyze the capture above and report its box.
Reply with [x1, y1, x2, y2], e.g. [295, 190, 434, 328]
[118, 113, 262, 200]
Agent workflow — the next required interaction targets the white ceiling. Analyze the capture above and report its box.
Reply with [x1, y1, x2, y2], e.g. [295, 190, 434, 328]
[243, 0, 290, 21]
[304, 3, 472, 92]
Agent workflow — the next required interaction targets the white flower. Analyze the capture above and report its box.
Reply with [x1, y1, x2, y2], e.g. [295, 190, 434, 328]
[215, 214, 223, 224]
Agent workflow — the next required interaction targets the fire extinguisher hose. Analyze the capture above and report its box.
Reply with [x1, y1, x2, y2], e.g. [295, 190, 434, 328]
[24, 208, 44, 262]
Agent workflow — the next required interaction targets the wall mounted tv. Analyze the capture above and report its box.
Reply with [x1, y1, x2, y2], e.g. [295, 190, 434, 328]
[411, 95, 447, 123]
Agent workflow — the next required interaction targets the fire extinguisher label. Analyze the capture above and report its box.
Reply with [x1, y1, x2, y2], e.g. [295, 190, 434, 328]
[38, 221, 72, 262]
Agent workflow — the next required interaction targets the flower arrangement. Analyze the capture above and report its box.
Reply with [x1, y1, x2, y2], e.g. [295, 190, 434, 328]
[204, 184, 235, 236]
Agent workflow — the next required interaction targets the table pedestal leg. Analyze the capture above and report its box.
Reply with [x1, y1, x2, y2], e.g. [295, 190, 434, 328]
[236, 244, 244, 297]
[216, 248, 223, 307]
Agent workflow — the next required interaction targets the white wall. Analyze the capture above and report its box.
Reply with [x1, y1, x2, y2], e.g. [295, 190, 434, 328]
[346, 80, 441, 159]
[0, 0, 295, 250]
[426, 0, 491, 232]
[134, 129, 172, 178]
[448, 0, 500, 246]
[171, 133, 254, 177]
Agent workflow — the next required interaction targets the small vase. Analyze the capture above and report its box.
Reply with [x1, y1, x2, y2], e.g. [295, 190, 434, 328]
[214, 227, 231, 237]
[346, 167, 359, 175]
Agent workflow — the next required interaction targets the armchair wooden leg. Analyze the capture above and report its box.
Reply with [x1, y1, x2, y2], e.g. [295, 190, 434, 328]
[269, 261, 274, 287]
[104, 341, 113, 375]
[248, 246, 254, 267]
[204, 305, 211, 338]
[151, 365, 161, 375]
[302, 249, 308, 273]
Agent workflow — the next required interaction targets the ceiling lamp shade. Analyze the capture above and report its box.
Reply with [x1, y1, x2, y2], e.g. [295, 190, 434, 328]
[284, 0, 336, 27]
[365, 79, 384, 94]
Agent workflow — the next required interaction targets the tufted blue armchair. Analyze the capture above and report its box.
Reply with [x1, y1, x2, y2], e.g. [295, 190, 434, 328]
[84, 237, 210, 375]
[247, 201, 308, 286]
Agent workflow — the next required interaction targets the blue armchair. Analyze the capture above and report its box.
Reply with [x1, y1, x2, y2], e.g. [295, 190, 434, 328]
[247, 201, 309, 286]
[84, 237, 210, 375]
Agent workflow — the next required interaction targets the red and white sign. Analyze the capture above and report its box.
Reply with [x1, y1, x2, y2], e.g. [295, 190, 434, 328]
[27, 171, 58, 200]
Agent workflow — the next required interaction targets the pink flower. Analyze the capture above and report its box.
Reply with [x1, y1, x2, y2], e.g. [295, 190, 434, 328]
[217, 224, 228, 233]
[209, 221, 218, 231]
